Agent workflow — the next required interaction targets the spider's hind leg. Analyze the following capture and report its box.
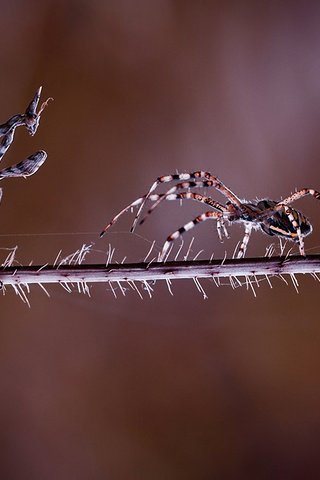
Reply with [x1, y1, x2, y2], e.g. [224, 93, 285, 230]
[257, 195, 317, 256]
[274, 188, 320, 255]
[283, 205, 305, 256]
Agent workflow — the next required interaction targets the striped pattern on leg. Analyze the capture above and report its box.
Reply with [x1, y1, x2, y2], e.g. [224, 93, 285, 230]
[138, 181, 226, 225]
[258, 189, 320, 223]
[284, 206, 305, 255]
[281, 188, 320, 204]
[158, 211, 224, 261]
[100, 193, 188, 236]
[100, 191, 228, 237]
[237, 224, 252, 259]
[139, 189, 228, 226]
[131, 170, 242, 232]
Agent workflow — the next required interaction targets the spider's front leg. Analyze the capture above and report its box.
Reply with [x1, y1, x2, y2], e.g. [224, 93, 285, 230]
[100, 190, 230, 240]
[139, 189, 230, 240]
[131, 170, 242, 232]
[158, 210, 225, 262]
[138, 180, 216, 226]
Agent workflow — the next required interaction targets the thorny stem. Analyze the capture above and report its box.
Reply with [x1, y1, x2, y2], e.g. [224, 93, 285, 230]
[2, 90, 320, 301]
[1, 256, 320, 287]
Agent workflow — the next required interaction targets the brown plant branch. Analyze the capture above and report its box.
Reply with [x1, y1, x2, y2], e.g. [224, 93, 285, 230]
[1, 255, 320, 287]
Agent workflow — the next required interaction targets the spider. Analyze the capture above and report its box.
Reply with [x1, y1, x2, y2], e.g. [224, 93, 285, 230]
[100, 171, 320, 261]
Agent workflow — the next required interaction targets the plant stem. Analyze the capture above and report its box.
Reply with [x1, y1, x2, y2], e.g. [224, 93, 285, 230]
[1, 255, 320, 287]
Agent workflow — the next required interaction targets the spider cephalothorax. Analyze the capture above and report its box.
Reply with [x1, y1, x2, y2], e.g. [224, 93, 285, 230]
[100, 171, 320, 260]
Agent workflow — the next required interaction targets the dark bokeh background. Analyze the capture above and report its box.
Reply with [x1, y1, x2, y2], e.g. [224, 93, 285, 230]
[1, 1, 320, 478]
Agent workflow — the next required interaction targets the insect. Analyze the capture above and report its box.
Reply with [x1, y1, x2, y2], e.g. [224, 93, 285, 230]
[0, 86, 52, 183]
[100, 171, 320, 261]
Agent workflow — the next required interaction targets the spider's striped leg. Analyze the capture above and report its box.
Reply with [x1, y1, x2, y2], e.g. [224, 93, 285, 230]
[259, 203, 306, 255]
[0, 150, 47, 179]
[237, 224, 252, 259]
[280, 188, 320, 204]
[139, 180, 218, 226]
[257, 188, 320, 221]
[256, 188, 320, 255]
[280, 188, 320, 255]
[158, 210, 225, 262]
[100, 195, 150, 236]
[165, 191, 227, 212]
[166, 191, 230, 241]
[160, 191, 229, 241]
[131, 170, 242, 232]
[100, 191, 228, 238]
[283, 205, 305, 256]
[100, 193, 180, 236]
[216, 217, 229, 242]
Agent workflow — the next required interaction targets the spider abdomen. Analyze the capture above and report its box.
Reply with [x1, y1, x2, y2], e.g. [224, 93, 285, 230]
[256, 200, 312, 240]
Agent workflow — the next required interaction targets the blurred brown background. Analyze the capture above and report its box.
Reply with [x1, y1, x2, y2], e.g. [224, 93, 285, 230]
[1, 1, 320, 478]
